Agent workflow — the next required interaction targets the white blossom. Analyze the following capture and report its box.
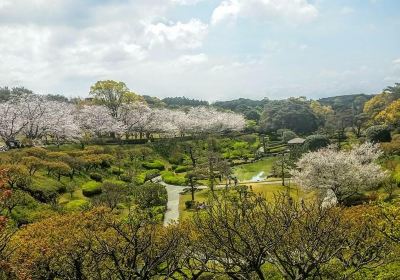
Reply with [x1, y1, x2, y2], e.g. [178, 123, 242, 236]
[291, 143, 388, 204]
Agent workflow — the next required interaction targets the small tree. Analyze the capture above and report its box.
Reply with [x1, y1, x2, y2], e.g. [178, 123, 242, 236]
[365, 125, 392, 143]
[303, 134, 330, 151]
[292, 143, 387, 204]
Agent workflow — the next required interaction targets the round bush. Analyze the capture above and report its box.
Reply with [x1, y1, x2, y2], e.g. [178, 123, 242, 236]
[175, 165, 189, 173]
[82, 181, 102, 197]
[365, 125, 392, 143]
[161, 171, 186, 186]
[89, 172, 103, 182]
[282, 130, 297, 143]
[304, 135, 330, 151]
[142, 160, 165, 171]
[65, 199, 90, 211]
[110, 167, 123, 176]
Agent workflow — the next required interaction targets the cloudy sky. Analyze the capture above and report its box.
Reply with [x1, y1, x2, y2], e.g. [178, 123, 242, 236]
[0, 0, 399, 101]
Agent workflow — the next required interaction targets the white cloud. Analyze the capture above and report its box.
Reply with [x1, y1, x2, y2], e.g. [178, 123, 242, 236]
[211, 0, 318, 25]
[170, 0, 204, 5]
[145, 19, 208, 50]
[393, 58, 400, 65]
[178, 53, 208, 65]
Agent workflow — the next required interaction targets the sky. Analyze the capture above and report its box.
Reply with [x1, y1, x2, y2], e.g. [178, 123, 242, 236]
[0, 0, 399, 101]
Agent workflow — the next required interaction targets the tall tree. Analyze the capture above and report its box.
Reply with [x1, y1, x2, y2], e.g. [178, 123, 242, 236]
[89, 80, 142, 118]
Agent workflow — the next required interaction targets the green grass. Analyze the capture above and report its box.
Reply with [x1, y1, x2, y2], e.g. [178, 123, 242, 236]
[64, 199, 90, 211]
[233, 157, 278, 181]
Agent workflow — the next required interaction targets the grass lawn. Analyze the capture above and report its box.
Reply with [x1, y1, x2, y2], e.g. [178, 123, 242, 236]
[233, 157, 278, 182]
[178, 182, 315, 221]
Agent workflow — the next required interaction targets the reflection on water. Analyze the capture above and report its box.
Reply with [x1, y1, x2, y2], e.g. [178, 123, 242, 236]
[250, 171, 265, 182]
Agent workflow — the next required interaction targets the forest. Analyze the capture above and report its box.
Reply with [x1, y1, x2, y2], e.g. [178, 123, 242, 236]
[0, 81, 399, 279]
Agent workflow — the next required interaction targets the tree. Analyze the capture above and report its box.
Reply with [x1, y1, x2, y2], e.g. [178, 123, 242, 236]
[282, 130, 297, 143]
[95, 181, 128, 210]
[303, 134, 330, 151]
[365, 125, 392, 143]
[191, 190, 386, 280]
[90, 209, 185, 279]
[291, 143, 387, 204]
[375, 99, 400, 128]
[89, 80, 142, 118]
[260, 98, 319, 134]
[131, 181, 167, 209]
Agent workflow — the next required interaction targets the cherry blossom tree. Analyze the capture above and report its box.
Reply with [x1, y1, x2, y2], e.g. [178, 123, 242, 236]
[75, 105, 125, 139]
[291, 142, 388, 204]
[0, 100, 27, 147]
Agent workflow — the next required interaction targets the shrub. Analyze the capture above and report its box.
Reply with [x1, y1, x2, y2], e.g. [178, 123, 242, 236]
[185, 200, 196, 209]
[82, 181, 102, 197]
[65, 199, 90, 211]
[142, 160, 165, 171]
[161, 171, 186, 186]
[131, 181, 167, 208]
[144, 169, 161, 181]
[89, 172, 103, 182]
[304, 135, 330, 151]
[119, 173, 132, 183]
[282, 130, 297, 143]
[110, 167, 123, 176]
[365, 125, 392, 143]
[175, 165, 189, 173]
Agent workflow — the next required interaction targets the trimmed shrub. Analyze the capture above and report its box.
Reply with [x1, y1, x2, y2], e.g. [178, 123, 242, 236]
[365, 125, 392, 143]
[89, 172, 103, 182]
[304, 135, 330, 151]
[175, 165, 189, 173]
[65, 199, 90, 211]
[120, 173, 132, 183]
[110, 167, 123, 176]
[142, 160, 165, 171]
[82, 181, 102, 197]
[161, 171, 186, 186]
[185, 200, 196, 209]
[144, 169, 161, 181]
[282, 130, 297, 143]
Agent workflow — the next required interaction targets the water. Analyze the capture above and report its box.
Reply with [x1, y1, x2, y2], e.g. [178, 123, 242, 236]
[250, 171, 266, 182]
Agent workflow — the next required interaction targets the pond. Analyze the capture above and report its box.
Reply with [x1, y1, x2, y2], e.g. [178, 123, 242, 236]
[233, 157, 277, 182]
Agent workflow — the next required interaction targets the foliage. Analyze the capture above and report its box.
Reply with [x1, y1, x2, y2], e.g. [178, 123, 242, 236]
[89, 172, 103, 182]
[260, 97, 319, 134]
[142, 160, 165, 170]
[161, 171, 187, 186]
[282, 130, 297, 143]
[303, 134, 330, 151]
[365, 125, 392, 143]
[81, 181, 102, 197]
[131, 181, 167, 209]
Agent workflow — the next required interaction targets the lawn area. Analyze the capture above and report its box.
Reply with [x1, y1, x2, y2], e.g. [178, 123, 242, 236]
[178, 182, 315, 221]
[233, 157, 278, 182]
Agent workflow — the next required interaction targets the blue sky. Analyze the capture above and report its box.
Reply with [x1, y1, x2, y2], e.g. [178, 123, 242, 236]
[0, 0, 399, 101]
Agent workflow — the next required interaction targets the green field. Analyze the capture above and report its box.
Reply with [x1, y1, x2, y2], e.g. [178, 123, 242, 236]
[233, 157, 278, 182]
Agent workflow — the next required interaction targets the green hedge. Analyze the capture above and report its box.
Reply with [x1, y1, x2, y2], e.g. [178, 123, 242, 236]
[65, 199, 90, 211]
[82, 181, 102, 197]
[142, 160, 165, 170]
[161, 171, 186, 186]
[175, 165, 190, 173]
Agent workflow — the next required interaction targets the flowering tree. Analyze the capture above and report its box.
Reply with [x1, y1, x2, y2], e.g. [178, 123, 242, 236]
[75, 105, 125, 141]
[291, 143, 387, 204]
[0, 100, 27, 146]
